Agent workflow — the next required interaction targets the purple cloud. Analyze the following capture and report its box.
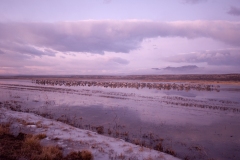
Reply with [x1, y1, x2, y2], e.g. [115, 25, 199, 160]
[0, 40, 56, 57]
[0, 49, 4, 54]
[0, 20, 240, 56]
[109, 57, 129, 65]
[228, 6, 240, 16]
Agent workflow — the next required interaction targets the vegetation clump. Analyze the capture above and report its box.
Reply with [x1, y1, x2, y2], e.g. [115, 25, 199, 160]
[65, 150, 93, 160]
[165, 148, 176, 156]
[154, 142, 163, 152]
[0, 124, 93, 160]
[96, 126, 104, 134]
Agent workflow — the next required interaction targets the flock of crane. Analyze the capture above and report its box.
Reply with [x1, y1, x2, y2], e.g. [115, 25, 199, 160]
[33, 79, 220, 91]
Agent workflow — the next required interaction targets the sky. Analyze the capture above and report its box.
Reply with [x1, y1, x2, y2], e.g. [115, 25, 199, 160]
[0, 0, 240, 75]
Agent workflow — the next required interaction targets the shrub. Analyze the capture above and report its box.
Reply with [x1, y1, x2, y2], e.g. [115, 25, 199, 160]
[65, 150, 93, 160]
[96, 126, 104, 134]
[36, 133, 47, 140]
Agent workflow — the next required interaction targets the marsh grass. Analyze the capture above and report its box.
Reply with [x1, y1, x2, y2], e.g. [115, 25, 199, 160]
[0, 124, 10, 135]
[65, 150, 93, 160]
[35, 133, 47, 139]
[0, 125, 93, 160]
[165, 148, 176, 156]
[96, 126, 104, 134]
[154, 142, 163, 152]
[32, 146, 63, 160]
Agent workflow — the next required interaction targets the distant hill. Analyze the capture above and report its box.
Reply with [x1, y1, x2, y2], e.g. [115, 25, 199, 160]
[152, 65, 198, 71]
[151, 68, 161, 70]
[162, 65, 199, 71]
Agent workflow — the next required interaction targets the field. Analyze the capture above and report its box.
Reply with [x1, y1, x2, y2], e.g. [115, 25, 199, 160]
[1, 74, 240, 160]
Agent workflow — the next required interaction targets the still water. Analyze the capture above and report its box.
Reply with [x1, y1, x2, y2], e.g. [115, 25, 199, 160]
[0, 79, 240, 160]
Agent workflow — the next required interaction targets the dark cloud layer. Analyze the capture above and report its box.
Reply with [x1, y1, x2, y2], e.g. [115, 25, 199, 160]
[228, 6, 240, 16]
[0, 20, 240, 56]
[166, 49, 240, 66]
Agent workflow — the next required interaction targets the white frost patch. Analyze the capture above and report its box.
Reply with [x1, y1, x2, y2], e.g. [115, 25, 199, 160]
[0, 108, 180, 160]
[27, 125, 37, 128]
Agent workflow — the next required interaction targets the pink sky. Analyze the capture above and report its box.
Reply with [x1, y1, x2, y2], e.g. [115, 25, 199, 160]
[0, 0, 240, 75]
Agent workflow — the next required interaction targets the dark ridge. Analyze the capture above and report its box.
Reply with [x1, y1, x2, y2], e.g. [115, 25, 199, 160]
[162, 65, 198, 71]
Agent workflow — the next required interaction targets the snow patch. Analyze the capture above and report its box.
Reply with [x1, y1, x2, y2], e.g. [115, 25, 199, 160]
[0, 108, 180, 160]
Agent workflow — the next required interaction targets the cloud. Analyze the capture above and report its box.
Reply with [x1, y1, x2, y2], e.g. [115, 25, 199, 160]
[0, 20, 240, 56]
[166, 48, 240, 66]
[0, 49, 4, 54]
[0, 41, 56, 57]
[108, 57, 129, 65]
[181, 0, 207, 4]
[227, 6, 240, 16]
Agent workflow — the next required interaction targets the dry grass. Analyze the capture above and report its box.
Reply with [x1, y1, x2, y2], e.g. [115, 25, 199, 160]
[33, 146, 63, 160]
[36, 121, 43, 128]
[35, 133, 47, 139]
[117, 153, 125, 159]
[154, 142, 163, 152]
[22, 135, 42, 153]
[17, 118, 27, 124]
[126, 147, 133, 153]
[96, 126, 104, 134]
[65, 150, 93, 160]
[21, 134, 62, 159]
[165, 148, 176, 156]
[22, 136, 63, 159]
[0, 124, 10, 135]
[0, 124, 93, 160]
[144, 156, 153, 160]
[139, 146, 144, 152]
[80, 150, 93, 160]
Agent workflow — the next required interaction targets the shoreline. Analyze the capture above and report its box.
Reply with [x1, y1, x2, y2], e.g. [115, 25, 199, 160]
[1, 74, 240, 85]
[0, 108, 179, 160]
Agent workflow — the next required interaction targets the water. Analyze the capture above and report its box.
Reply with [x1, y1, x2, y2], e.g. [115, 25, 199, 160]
[0, 79, 240, 160]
